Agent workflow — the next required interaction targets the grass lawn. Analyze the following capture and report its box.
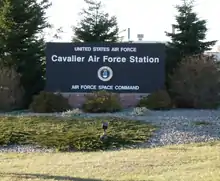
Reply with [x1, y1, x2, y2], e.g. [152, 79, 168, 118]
[0, 141, 219, 181]
[0, 116, 156, 151]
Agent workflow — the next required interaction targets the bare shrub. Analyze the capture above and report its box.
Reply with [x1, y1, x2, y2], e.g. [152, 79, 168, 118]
[137, 90, 172, 110]
[82, 90, 121, 113]
[29, 91, 71, 113]
[170, 54, 220, 109]
[0, 66, 24, 111]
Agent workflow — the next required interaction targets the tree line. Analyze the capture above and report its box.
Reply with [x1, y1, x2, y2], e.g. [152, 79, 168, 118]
[0, 0, 218, 110]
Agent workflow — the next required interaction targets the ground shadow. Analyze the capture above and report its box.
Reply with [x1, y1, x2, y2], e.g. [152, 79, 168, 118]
[0, 172, 104, 181]
[166, 147, 191, 151]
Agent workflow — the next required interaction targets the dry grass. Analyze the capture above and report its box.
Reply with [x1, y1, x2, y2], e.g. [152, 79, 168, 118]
[0, 142, 220, 181]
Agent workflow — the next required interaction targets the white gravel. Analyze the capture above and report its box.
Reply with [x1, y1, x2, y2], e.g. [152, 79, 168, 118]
[0, 145, 55, 153]
[135, 109, 220, 148]
[0, 109, 220, 152]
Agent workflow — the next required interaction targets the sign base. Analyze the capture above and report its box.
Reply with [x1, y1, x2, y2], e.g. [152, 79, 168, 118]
[61, 93, 149, 108]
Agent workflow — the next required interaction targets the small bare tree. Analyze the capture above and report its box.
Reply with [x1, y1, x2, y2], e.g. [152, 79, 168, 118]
[0, 65, 24, 111]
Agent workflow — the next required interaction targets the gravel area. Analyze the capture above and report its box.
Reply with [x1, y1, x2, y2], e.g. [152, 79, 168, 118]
[0, 109, 220, 152]
[0, 145, 55, 153]
[142, 109, 220, 148]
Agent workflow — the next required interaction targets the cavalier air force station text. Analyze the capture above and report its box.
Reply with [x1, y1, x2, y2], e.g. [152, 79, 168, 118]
[51, 55, 160, 63]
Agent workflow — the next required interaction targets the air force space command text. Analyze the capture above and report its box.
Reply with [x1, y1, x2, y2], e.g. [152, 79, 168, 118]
[72, 85, 140, 91]
[51, 55, 160, 63]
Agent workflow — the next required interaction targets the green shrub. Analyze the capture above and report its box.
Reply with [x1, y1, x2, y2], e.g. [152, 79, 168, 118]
[169, 54, 220, 109]
[137, 90, 172, 110]
[29, 91, 71, 113]
[82, 90, 122, 113]
[0, 66, 24, 111]
[0, 116, 157, 151]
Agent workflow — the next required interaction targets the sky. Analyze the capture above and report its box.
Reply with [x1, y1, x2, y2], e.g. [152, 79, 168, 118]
[46, 0, 220, 51]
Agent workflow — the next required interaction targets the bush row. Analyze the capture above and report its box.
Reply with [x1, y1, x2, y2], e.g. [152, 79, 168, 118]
[30, 90, 122, 113]
[29, 90, 172, 113]
[1, 54, 220, 112]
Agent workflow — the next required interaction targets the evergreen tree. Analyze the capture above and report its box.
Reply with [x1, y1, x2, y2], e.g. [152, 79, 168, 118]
[165, 0, 217, 75]
[0, 0, 51, 107]
[72, 0, 120, 42]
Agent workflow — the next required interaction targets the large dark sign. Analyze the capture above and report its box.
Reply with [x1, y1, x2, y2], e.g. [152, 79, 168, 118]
[45, 42, 165, 93]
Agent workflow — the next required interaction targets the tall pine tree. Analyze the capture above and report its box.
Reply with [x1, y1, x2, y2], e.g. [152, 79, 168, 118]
[0, 0, 51, 107]
[165, 0, 217, 75]
[72, 0, 120, 42]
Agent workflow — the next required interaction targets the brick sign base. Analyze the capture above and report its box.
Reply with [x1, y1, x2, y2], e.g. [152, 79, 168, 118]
[61, 93, 149, 108]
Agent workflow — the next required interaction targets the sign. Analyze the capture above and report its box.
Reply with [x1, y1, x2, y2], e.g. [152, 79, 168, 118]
[45, 42, 165, 93]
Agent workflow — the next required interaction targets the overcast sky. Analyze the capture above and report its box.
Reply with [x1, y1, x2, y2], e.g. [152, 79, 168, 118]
[46, 0, 220, 51]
